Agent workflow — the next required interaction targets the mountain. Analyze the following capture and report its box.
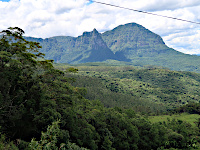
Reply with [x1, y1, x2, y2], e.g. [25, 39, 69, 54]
[25, 22, 200, 73]
[25, 29, 119, 63]
[102, 23, 168, 56]
[102, 23, 200, 72]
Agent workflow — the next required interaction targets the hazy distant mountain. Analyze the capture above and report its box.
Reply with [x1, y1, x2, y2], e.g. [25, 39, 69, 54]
[25, 22, 200, 73]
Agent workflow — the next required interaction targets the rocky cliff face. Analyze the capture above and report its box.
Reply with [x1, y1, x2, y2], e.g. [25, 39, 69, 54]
[102, 23, 169, 59]
[66, 28, 117, 63]
[78, 28, 117, 63]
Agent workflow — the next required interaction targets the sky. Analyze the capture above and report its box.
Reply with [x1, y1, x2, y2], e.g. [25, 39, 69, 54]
[0, 0, 200, 54]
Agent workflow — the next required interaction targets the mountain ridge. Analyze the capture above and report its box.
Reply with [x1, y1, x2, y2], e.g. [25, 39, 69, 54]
[25, 22, 200, 73]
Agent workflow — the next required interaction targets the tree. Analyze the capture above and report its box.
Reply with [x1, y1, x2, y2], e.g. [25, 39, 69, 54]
[29, 120, 89, 150]
[29, 120, 66, 150]
[0, 128, 18, 150]
[0, 27, 53, 139]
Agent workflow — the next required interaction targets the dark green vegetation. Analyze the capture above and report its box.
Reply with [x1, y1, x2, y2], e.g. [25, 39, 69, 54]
[25, 22, 200, 73]
[1, 27, 200, 150]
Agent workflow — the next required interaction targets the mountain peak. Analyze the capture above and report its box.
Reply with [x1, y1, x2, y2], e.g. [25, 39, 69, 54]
[82, 28, 99, 37]
[92, 28, 101, 39]
[92, 28, 98, 33]
[102, 22, 167, 55]
[91, 29, 108, 49]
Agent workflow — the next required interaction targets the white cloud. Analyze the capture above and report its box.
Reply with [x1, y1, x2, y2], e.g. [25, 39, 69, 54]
[102, 0, 200, 11]
[0, 0, 200, 54]
[164, 29, 200, 54]
[0, 1, 8, 8]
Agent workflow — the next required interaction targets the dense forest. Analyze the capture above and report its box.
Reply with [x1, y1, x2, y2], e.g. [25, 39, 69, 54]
[55, 63, 200, 115]
[1, 27, 200, 150]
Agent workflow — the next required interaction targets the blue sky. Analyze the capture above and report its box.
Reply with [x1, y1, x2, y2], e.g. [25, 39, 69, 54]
[0, 0, 200, 54]
[0, 0, 10, 1]
[86, 1, 93, 5]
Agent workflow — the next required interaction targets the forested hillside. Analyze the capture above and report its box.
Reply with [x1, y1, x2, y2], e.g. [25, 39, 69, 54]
[1, 28, 200, 150]
[56, 64, 200, 114]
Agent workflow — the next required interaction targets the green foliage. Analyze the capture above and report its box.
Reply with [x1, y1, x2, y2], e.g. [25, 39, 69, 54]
[67, 142, 89, 150]
[172, 103, 200, 114]
[29, 121, 63, 150]
[0, 131, 18, 150]
[163, 118, 199, 149]
[0, 27, 53, 139]
[66, 67, 78, 73]
[29, 120, 88, 150]
[29, 121, 73, 150]
[149, 116, 200, 149]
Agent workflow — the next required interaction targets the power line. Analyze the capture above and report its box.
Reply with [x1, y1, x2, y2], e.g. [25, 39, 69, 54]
[87, 0, 200, 25]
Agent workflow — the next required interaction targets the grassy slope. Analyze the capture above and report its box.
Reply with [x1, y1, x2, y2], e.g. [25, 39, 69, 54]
[129, 50, 200, 73]
[149, 113, 199, 127]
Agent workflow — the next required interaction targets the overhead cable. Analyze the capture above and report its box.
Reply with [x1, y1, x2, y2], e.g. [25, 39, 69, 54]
[87, 0, 200, 25]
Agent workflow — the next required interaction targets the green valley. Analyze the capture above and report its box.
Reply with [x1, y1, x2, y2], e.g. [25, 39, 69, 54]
[56, 64, 200, 113]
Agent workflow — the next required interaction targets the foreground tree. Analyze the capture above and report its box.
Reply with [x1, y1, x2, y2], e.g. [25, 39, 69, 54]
[29, 120, 88, 150]
[0, 27, 53, 139]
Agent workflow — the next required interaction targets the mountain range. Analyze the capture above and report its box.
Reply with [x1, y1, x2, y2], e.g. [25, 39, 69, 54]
[25, 23, 200, 73]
